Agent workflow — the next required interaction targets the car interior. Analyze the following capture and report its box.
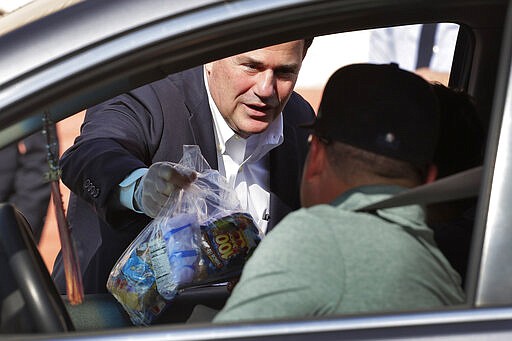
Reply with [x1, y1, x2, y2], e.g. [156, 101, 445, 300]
[0, 0, 510, 338]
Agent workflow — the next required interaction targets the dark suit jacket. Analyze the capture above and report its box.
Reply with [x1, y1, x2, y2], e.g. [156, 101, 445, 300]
[52, 66, 314, 294]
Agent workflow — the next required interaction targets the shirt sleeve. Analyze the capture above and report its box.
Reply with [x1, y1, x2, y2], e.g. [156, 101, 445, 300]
[368, 27, 395, 64]
[119, 167, 148, 212]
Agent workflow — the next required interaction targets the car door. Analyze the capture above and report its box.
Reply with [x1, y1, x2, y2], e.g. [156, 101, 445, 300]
[2, 0, 512, 339]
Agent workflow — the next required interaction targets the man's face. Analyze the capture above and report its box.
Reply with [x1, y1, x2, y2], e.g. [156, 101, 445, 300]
[205, 40, 305, 138]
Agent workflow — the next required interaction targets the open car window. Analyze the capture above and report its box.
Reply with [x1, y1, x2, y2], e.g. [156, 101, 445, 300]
[43, 22, 477, 326]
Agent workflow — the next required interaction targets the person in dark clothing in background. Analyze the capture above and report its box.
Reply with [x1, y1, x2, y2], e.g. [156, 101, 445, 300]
[428, 83, 487, 284]
[0, 131, 52, 243]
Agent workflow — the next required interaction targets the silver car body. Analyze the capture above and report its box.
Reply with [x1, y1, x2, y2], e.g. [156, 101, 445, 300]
[1, 0, 512, 339]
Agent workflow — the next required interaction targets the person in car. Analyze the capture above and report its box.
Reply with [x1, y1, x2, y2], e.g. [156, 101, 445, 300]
[428, 83, 486, 284]
[214, 63, 466, 323]
[52, 39, 315, 294]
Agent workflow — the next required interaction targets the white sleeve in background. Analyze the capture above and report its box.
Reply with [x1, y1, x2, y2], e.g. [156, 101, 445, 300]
[369, 23, 459, 73]
[368, 27, 396, 64]
[369, 25, 423, 72]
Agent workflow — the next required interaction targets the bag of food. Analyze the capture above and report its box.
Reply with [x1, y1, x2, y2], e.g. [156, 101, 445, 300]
[107, 145, 261, 325]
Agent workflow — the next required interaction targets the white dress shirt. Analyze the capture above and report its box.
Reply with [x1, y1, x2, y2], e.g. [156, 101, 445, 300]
[119, 68, 284, 234]
[205, 69, 284, 234]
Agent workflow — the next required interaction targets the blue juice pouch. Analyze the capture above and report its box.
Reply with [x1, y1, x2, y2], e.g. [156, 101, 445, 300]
[150, 213, 200, 299]
[107, 213, 201, 325]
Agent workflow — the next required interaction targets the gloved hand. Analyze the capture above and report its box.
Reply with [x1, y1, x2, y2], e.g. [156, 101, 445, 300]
[134, 162, 197, 218]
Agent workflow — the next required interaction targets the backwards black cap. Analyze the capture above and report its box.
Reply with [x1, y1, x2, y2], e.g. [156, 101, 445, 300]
[306, 63, 440, 169]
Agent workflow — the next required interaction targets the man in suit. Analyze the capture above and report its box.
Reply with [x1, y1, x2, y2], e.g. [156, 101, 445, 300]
[52, 39, 315, 295]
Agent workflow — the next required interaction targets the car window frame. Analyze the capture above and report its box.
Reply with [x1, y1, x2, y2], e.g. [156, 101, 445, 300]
[468, 0, 512, 307]
[1, 0, 512, 339]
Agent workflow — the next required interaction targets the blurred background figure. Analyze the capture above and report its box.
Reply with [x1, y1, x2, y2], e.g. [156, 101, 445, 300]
[369, 23, 459, 85]
[0, 132, 52, 243]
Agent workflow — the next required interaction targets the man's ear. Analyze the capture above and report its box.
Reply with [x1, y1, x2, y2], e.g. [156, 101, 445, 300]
[204, 62, 213, 75]
[303, 136, 326, 182]
[425, 164, 438, 184]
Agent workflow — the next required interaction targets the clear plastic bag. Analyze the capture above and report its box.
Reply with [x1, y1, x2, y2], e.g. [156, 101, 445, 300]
[107, 145, 261, 325]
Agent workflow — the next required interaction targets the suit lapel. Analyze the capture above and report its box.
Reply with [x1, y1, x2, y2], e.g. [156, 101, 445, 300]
[180, 67, 218, 170]
[178, 73, 311, 232]
[268, 112, 302, 231]
[267, 92, 314, 232]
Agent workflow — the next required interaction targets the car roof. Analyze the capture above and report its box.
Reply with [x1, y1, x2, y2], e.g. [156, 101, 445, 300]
[0, 0, 506, 149]
[0, 0, 83, 36]
[0, 0, 219, 86]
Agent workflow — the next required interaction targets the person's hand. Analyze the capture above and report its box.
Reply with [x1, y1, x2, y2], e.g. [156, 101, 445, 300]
[134, 162, 197, 218]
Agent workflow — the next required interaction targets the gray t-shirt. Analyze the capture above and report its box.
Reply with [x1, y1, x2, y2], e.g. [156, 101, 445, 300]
[214, 185, 465, 323]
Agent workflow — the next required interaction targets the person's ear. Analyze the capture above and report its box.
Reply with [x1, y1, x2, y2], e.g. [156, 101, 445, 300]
[300, 135, 328, 207]
[425, 164, 438, 184]
[303, 135, 326, 182]
[204, 62, 213, 75]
